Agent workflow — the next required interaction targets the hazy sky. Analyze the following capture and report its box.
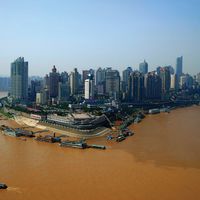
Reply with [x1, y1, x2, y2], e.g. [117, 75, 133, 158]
[0, 0, 199, 76]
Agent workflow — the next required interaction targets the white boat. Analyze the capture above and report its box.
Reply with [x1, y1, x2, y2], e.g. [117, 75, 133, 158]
[149, 109, 160, 114]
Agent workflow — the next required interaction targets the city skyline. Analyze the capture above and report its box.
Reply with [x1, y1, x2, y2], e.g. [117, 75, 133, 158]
[0, 0, 200, 76]
[0, 55, 198, 78]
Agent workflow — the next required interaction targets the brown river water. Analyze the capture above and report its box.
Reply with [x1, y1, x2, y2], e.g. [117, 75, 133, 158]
[0, 106, 200, 200]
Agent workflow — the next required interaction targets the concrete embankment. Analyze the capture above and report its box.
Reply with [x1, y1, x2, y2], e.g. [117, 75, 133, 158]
[14, 116, 111, 139]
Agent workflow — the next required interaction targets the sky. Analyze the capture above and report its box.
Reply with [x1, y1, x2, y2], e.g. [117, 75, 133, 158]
[0, 0, 199, 76]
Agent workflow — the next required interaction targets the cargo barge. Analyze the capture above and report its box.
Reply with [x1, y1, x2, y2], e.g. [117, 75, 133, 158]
[0, 125, 35, 137]
[35, 134, 61, 143]
[60, 140, 88, 149]
[88, 144, 106, 150]
[60, 140, 106, 150]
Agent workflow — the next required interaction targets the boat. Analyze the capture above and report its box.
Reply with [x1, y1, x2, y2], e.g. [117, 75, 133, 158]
[0, 183, 7, 189]
[122, 130, 134, 137]
[2, 129, 21, 137]
[88, 144, 106, 150]
[116, 135, 126, 142]
[134, 117, 141, 124]
[35, 135, 61, 143]
[107, 135, 113, 140]
[160, 107, 170, 113]
[149, 108, 160, 114]
[60, 140, 88, 149]
[15, 128, 35, 137]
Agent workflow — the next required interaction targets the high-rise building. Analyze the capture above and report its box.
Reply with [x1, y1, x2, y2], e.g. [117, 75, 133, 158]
[156, 66, 162, 76]
[105, 69, 120, 99]
[122, 67, 133, 94]
[60, 71, 69, 84]
[10, 57, 28, 100]
[176, 56, 183, 86]
[179, 74, 193, 89]
[96, 67, 106, 95]
[82, 70, 89, 84]
[122, 67, 133, 84]
[58, 82, 70, 102]
[96, 68, 106, 85]
[35, 89, 49, 105]
[144, 72, 161, 100]
[197, 73, 200, 84]
[29, 80, 42, 101]
[139, 60, 148, 74]
[170, 74, 178, 90]
[44, 74, 50, 90]
[70, 68, 79, 95]
[82, 69, 95, 88]
[128, 71, 144, 102]
[167, 65, 175, 74]
[159, 67, 171, 96]
[179, 75, 187, 89]
[49, 66, 60, 99]
[84, 74, 94, 99]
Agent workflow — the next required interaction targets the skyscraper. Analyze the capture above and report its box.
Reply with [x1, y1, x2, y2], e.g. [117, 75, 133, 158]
[82, 70, 89, 84]
[105, 68, 120, 99]
[176, 56, 183, 75]
[29, 80, 42, 101]
[44, 74, 50, 90]
[122, 67, 133, 84]
[144, 72, 161, 100]
[58, 82, 70, 102]
[96, 67, 106, 95]
[84, 74, 94, 99]
[176, 56, 183, 86]
[60, 71, 69, 84]
[170, 74, 178, 90]
[70, 68, 79, 95]
[121, 67, 133, 98]
[49, 66, 60, 99]
[10, 57, 28, 100]
[159, 67, 171, 96]
[139, 60, 148, 74]
[179, 74, 193, 89]
[128, 71, 144, 102]
[96, 68, 106, 85]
